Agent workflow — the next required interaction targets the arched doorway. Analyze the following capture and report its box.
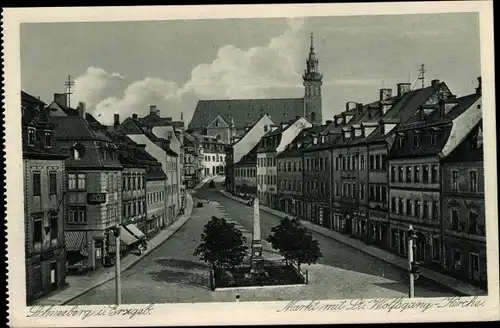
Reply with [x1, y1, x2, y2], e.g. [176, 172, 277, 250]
[415, 232, 427, 263]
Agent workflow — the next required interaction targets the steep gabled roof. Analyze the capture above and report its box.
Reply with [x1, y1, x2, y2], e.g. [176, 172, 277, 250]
[189, 97, 304, 130]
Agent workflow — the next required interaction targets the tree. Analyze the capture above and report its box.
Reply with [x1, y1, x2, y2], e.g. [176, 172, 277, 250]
[193, 216, 248, 271]
[267, 217, 322, 271]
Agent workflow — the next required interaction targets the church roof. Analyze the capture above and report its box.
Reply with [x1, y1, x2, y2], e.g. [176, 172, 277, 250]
[189, 97, 304, 131]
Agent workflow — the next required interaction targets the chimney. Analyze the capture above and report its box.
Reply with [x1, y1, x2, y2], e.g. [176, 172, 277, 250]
[77, 101, 86, 118]
[346, 101, 357, 111]
[113, 114, 120, 127]
[431, 79, 440, 88]
[379, 88, 392, 101]
[476, 76, 482, 95]
[150, 105, 157, 115]
[54, 93, 68, 107]
[397, 83, 412, 97]
[132, 113, 138, 120]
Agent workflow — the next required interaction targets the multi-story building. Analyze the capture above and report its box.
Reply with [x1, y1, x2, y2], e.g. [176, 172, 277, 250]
[50, 106, 124, 272]
[387, 81, 482, 267]
[225, 114, 275, 194]
[22, 91, 68, 304]
[197, 135, 227, 177]
[145, 155, 168, 237]
[300, 125, 331, 227]
[189, 34, 323, 141]
[182, 132, 202, 188]
[442, 119, 486, 287]
[134, 106, 183, 218]
[276, 128, 320, 218]
[118, 114, 181, 226]
[257, 117, 312, 209]
[234, 144, 258, 196]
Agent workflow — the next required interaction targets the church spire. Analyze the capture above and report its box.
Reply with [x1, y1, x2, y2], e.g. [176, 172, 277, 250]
[310, 32, 315, 52]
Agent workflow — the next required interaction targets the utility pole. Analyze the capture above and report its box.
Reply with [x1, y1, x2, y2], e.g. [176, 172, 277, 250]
[64, 75, 75, 108]
[418, 64, 427, 89]
[114, 225, 121, 305]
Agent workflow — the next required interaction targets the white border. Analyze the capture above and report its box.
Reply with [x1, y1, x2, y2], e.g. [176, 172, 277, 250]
[3, 2, 499, 326]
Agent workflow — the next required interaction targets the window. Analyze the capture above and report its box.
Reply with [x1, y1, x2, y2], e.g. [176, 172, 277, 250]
[452, 249, 462, 270]
[398, 166, 404, 182]
[50, 213, 58, 241]
[413, 135, 420, 147]
[397, 137, 404, 149]
[342, 157, 346, 171]
[391, 197, 397, 213]
[390, 166, 396, 182]
[77, 174, 86, 190]
[49, 172, 57, 195]
[432, 201, 439, 220]
[406, 199, 413, 216]
[469, 171, 477, 191]
[398, 198, 404, 215]
[451, 208, 459, 230]
[414, 166, 420, 183]
[33, 172, 41, 196]
[28, 127, 36, 146]
[360, 183, 365, 200]
[346, 157, 351, 171]
[423, 201, 429, 219]
[360, 155, 365, 170]
[406, 166, 412, 183]
[381, 154, 387, 171]
[68, 206, 86, 224]
[426, 165, 436, 184]
[468, 210, 478, 234]
[423, 165, 429, 183]
[45, 131, 52, 148]
[415, 200, 421, 218]
[32, 213, 43, 248]
[369, 155, 375, 170]
[432, 236, 440, 261]
[430, 133, 437, 145]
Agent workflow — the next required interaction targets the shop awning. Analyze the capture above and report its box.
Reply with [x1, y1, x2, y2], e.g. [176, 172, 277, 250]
[120, 226, 139, 245]
[65, 231, 85, 252]
[125, 224, 146, 240]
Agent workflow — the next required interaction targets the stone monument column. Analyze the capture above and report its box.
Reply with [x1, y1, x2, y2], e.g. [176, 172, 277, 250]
[250, 197, 264, 273]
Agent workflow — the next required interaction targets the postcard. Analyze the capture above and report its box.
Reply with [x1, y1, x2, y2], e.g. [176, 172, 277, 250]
[3, 2, 499, 326]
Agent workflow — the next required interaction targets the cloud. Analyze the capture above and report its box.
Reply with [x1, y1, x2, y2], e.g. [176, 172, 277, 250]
[73, 18, 309, 125]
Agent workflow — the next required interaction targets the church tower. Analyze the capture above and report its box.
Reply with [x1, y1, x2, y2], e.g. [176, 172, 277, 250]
[303, 33, 323, 126]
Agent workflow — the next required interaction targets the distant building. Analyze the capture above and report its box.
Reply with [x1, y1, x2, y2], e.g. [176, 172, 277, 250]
[182, 132, 203, 188]
[195, 134, 227, 177]
[234, 143, 258, 196]
[22, 91, 69, 304]
[225, 114, 275, 194]
[257, 117, 312, 209]
[188, 34, 323, 137]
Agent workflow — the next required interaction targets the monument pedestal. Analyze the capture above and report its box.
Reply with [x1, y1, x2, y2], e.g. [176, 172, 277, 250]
[250, 240, 265, 273]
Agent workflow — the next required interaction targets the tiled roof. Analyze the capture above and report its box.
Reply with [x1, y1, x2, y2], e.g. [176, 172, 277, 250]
[21, 90, 45, 105]
[189, 97, 304, 130]
[49, 101, 107, 130]
[387, 92, 480, 159]
[50, 116, 111, 142]
[138, 113, 173, 127]
[444, 120, 483, 162]
[235, 143, 259, 166]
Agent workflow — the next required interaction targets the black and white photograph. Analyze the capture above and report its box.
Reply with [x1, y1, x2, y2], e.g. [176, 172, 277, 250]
[4, 2, 499, 326]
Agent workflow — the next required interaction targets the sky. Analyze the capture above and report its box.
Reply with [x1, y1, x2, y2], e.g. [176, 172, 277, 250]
[20, 12, 481, 126]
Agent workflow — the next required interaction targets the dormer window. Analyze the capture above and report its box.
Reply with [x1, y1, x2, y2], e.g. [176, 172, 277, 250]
[264, 125, 268, 132]
[71, 143, 86, 160]
[28, 127, 36, 146]
[214, 120, 219, 127]
[44, 131, 52, 148]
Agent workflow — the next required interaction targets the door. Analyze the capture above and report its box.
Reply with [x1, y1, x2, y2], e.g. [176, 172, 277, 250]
[470, 253, 480, 281]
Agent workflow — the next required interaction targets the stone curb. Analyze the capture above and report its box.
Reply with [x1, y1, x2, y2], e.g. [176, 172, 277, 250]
[56, 193, 195, 306]
[214, 284, 306, 292]
[218, 190, 484, 297]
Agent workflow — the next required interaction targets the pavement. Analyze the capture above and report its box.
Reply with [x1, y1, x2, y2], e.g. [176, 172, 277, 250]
[219, 189, 486, 297]
[67, 183, 458, 304]
[33, 192, 195, 306]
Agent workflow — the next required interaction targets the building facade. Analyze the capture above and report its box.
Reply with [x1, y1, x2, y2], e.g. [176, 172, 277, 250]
[387, 84, 482, 268]
[23, 91, 69, 304]
[442, 120, 486, 287]
[234, 144, 258, 196]
[199, 135, 227, 177]
[51, 109, 124, 272]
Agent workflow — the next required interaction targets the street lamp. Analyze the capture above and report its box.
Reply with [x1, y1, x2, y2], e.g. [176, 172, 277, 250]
[407, 225, 421, 298]
[113, 225, 121, 305]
